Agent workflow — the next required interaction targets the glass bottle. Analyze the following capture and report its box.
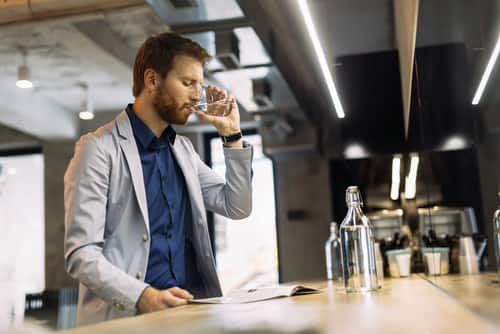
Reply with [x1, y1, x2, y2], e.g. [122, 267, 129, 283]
[374, 241, 384, 287]
[493, 192, 500, 277]
[325, 222, 342, 282]
[340, 186, 379, 292]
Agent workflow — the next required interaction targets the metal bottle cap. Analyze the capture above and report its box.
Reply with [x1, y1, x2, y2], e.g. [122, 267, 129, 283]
[346, 186, 363, 206]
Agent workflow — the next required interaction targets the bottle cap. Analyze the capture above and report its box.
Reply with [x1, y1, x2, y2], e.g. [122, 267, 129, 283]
[346, 186, 363, 206]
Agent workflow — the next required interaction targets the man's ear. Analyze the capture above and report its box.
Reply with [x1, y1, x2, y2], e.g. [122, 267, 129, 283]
[144, 68, 157, 92]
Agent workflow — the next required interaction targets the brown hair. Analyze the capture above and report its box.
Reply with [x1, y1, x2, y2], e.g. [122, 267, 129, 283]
[132, 32, 211, 97]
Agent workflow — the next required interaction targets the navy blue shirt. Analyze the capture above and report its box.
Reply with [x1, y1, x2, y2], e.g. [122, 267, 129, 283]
[126, 104, 196, 290]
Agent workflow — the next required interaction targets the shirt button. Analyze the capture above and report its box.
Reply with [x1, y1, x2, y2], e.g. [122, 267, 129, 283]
[142, 234, 149, 242]
[136, 272, 143, 279]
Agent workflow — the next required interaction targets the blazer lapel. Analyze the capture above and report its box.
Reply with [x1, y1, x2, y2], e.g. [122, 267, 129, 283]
[171, 141, 204, 220]
[115, 111, 150, 233]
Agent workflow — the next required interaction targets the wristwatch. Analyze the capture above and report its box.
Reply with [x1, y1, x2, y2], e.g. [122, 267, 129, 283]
[220, 131, 243, 144]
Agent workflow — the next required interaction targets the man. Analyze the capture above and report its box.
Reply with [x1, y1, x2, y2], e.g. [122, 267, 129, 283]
[64, 32, 253, 326]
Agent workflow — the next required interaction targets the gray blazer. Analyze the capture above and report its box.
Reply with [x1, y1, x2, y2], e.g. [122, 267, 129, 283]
[64, 111, 252, 326]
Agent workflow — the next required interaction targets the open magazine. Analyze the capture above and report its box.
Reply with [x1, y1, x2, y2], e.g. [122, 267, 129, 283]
[189, 284, 321, 304]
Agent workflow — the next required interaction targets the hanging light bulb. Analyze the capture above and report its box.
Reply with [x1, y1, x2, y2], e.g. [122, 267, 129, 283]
[16, 49, 33, 89]
[79, 104, 94, 120]
[78, 83, 94, 120]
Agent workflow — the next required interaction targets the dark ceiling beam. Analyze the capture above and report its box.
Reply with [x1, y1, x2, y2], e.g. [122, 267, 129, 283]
[146, 0, 250, 33]
[169, 17, 250, 34]
[235, 1, 323, 119]
[209, 62, 273, 73]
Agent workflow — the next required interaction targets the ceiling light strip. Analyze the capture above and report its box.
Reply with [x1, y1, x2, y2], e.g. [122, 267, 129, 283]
[472, 35, 500, 105]
[297, 0, 345, 118]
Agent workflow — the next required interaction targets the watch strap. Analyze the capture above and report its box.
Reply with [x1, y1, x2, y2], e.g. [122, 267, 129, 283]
[221, 131, 242, 144]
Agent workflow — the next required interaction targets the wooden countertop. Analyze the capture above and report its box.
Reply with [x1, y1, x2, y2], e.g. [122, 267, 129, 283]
[54, 275, 499, 334]
[423, 272, 500, 326]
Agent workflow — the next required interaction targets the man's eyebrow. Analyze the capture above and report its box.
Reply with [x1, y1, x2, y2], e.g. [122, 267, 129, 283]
[181, 76, 199, 81]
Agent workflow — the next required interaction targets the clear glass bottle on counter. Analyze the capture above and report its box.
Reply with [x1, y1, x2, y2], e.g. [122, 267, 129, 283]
[325, 222, 342, 282]
[340, 186, 379, 292]
[493, 192, 500, 277]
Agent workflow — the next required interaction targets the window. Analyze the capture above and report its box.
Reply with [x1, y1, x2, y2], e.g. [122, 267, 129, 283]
[209, 135, 278, 292]
[0, 153, 45, 294]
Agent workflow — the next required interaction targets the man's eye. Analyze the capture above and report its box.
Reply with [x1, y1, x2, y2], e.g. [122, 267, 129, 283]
[183, 81, 193, 86]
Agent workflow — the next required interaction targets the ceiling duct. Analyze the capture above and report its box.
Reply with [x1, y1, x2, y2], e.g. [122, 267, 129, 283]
[169, 0, 198, 8]
[259, 114, 318, 160]
[215, 30, 240, 70]
[252, 77, 273, 109]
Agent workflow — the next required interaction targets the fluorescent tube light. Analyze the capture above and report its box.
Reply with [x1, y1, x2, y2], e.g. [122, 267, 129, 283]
[472, 35, 500, 105]
[404, 154, 419, 199]
[408, 155, 419, 179]
[390, 155, 401, 200]
[297, 0, 345, 118]
[405, 176, 415, 200]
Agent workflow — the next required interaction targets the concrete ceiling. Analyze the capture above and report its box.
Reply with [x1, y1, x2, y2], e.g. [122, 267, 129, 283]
[0, 1, 167, 139]
[0, 0, 282, 140]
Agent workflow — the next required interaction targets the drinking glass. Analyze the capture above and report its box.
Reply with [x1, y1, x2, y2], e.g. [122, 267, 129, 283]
[193, 85, 232, 117]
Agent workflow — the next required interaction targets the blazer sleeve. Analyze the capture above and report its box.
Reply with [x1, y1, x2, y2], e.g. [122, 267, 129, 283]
[194, 141, 253, 220]
[64, 134, 148, 313]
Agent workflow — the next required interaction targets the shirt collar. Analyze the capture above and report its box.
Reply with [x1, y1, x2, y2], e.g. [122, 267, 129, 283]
[163, 124, 177, 145]
[126, 104, 176, 149]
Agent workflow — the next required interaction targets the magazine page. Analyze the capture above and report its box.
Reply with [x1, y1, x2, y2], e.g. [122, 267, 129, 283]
[190, 285, 321, 304]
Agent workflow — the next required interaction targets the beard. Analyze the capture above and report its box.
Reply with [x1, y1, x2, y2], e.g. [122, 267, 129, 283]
[152, 87, 191, 125]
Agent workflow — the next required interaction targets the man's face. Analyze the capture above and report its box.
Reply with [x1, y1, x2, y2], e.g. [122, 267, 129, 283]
[152, 54, 203, 125]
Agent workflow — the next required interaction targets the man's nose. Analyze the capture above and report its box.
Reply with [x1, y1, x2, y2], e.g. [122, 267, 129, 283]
[191, 87, 201, 103]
